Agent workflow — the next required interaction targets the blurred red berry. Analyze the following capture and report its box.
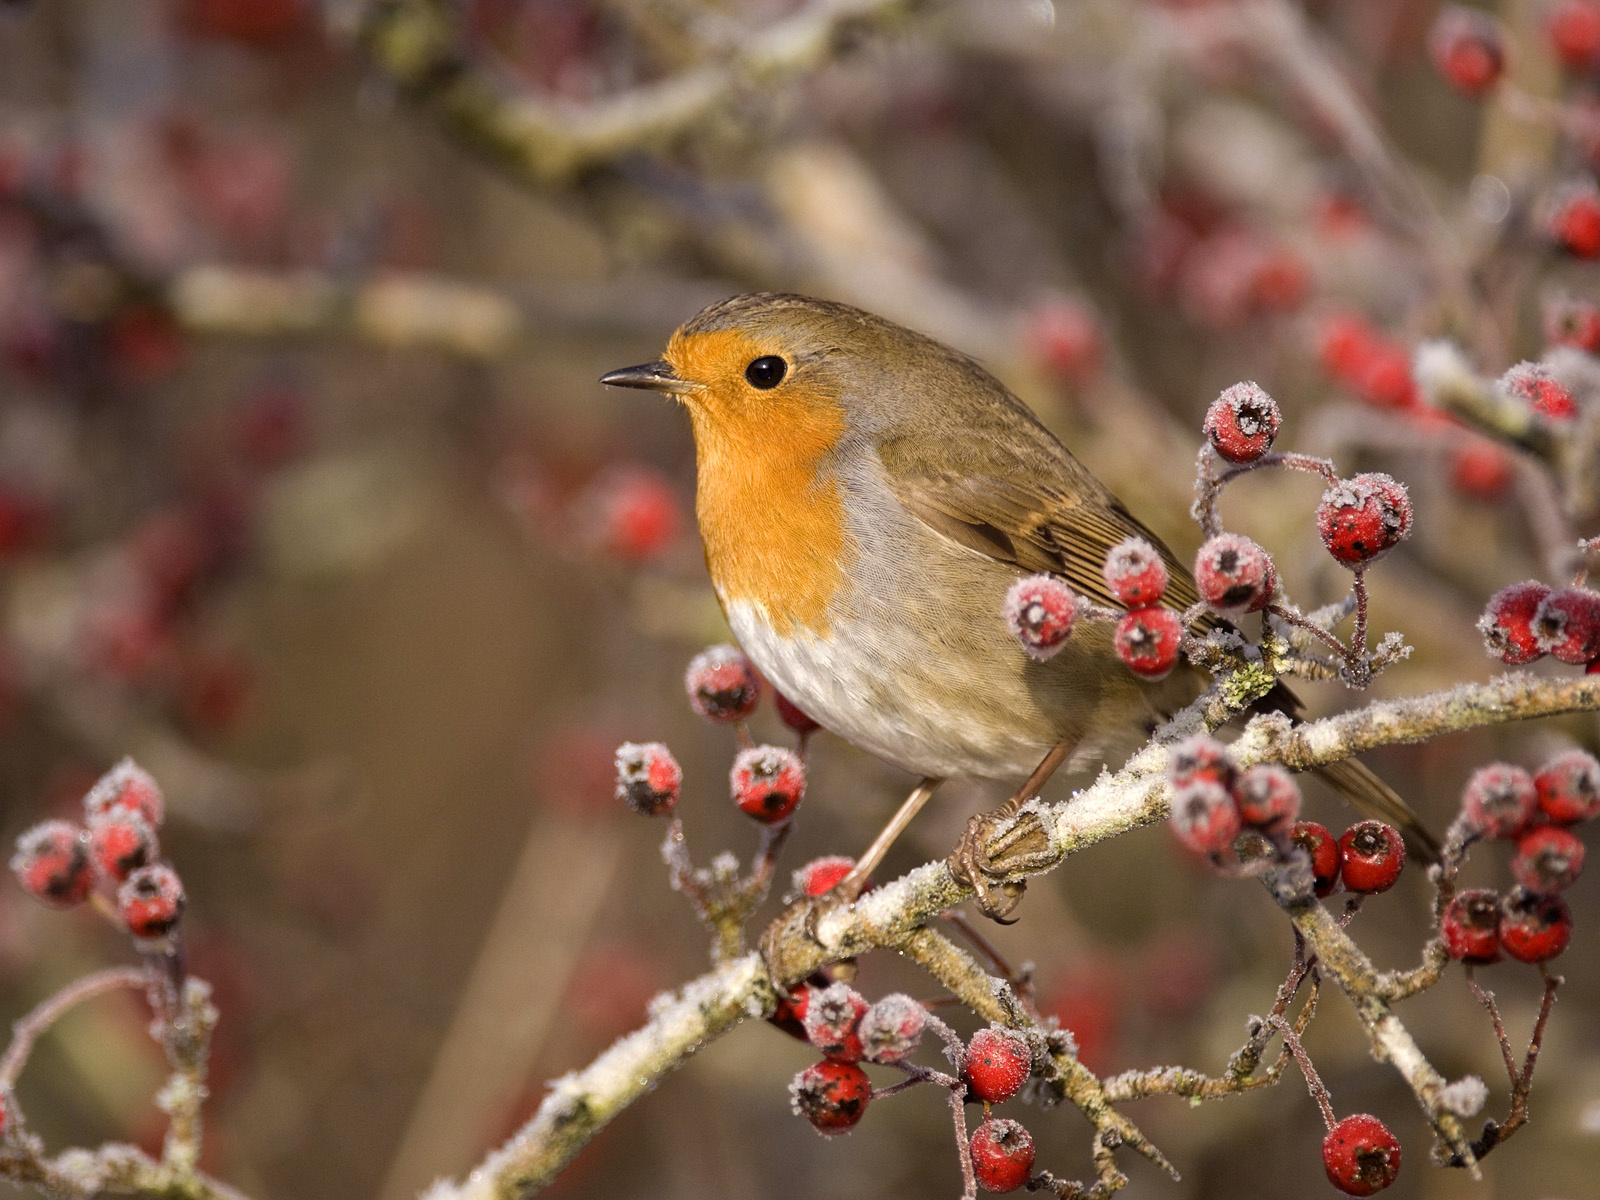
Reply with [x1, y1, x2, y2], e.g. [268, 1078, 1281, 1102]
[1316, 473, 1412, 566]
[1338, 821, 1405, 893]
[1025, 298, 1102, 384]
[234, 387, 306, 470]
[1169, 778, 1242, 856]
[1550, 184, 1600, 258]
[1499, 887, 1572, 963]
[1532, 586, 1600, 663]
[1004, 575, 1077, 661]
[1499, 362, 1577, 422]
[1356, 345, 1418, 409]
[1103, 538, 1169, 607]
[10, 820, 90, 908]
[178, 0, 310, 45]
[802, 982, 868, 1063]
[1449, 439, 1514, 501]
[729, 745, 805, 824]
[1292, 820, 1342, 897]
[965, 1026, 1032, 1104]
[1548, 0, 1600, 71]
[1234, 765, 1301, 832]
[117, 864, 185, 940]
[858, 993, 926, 1064]
[87, 812, 159, 884]
[1203, 381, 1281, 464]
[1114, 606, 1183, 679]
[1544, 294, 1600, 352]
[1511, 824, 1585, 891]
[1194, 533, 1277, 613]
[1429, 8, 1506, 96]
[774, 690, 820, 734]
[793, 855, 855, 897]
[1169, 734, 1235, 790]
[613, 741, 682, 817]
[1441, 889, 1503, 963]
[108, 306, 185, 385]
[1477, 581, 1551, 664]
[1322, 1113, 1402, 1196]
[83, 759, 164, 828]
[789, 1059, 870, 1135]
[1248, 247, 1310, 313]
[970, 1117, 1035, 1193]
[1534, 749, 1600, 823]
[587, 467, 680, 563]
[1318, 313, 1379, 382]
[684, 645, 760, 722]
[1461, 763, 1538, 837]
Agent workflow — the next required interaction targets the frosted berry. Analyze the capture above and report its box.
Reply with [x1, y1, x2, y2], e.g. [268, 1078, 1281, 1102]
[965, 1026, 1032, 1104]
[117, 864, 185, 940]
[10, 820, 91, 908]
[87, 812, 159, 883]
[1234, 765, 1301, 832]
[1511, 825, 1585, 892]
[1004, 575, 1077, 661]
[1338, 821, 1405, 894]
[1428, 7, 1505, 96]
[970, 1117, 1036, 1193]
[1103, 538, 1169, 607]
[1203, 381, 1281, 464]
[1544, 295, 1600, 353]
[613, 741, 682, 817]
[1548, 0, 1600, 72]
[1461, 763, 1538, 837]
[1499, 362, 1577, 422]
[1550, 184, 1600, 258]
[1114, 607, 1183, 679]
[83, 758, 164, 828]
[684, 645, 760, 722]
[770, 986, 810, 1041]
[730, 745, 806, 824]
[793, 855, 855, 897]
[1442, 889, 1503, 963]
[1291, 820, 1342, 897]
[1477, 581, 1550, 664]
[1531, 586, 1600, 664]
[1316, 474, 1412, 566]
[790, 1059, 871, 1135]
[1194, 533, 1276, 614]
[1499, 887, 1572, 963]
[1534, 749, 1600, 823]
[858, 993, 926, 1064]
[802, 981, 868, 1063]
[1168, 778, 1242, 856]
[774, 691, 820, 734]
[1169, 734, 1235, 789]
[1322, 1113, 1401, 1196]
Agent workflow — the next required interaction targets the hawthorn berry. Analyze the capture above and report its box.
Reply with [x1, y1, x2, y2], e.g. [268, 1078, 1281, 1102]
[965, 1026, 1032, 1104]
[730, 746, 806, 824]
[1355, 345, 1419, 409]
[1461, 763, 1538, 837]
[1291, 820, 1342, 897]
[857, 993, 926, 1064]
[1534, 749, 1600, 823]
[793, 855, 856, 897]
[613, 741, 682, 817]
[1169, 734, 1235, 789]
[1499, 362, 1577, 422]
[1449, 440, 1514, 501]
[588, 466, 680, 562]
[1194, 533, 1277, 614]
[1025, 297, 1102, 384]
[790, 1059, 871, 1135]
[1531, 586, 1600, 664]
[1511, 825, 1586, 892]
[774, 690, 820, 734]
[1103, 537, 1169, 607]
[1544, 294, 1600, 353]
[1548, 0, 1600, 72]
[1322, 1113, 1402, 1196]
[1428, 7, 1506, 96]
[684, 645, 760, 722]
[83, 758, 164, 828]
[1550, 184, 1600, 258]
[1114, 606, 1183, 679]
[802, 982, 869, 1062]
[1316, 474, 1412, 567]
[1338, 821, 1405, 894]
[1168, 778, 1242, 856]
[87, 812, 159, 883]
[969, 1117, 1036, 1193]
[1477, 581, 1551, 664]
[117, 864, 186, 940]
[1234, 765, 1301, 832]
[9, 820, 91, 908]
[1317, 312, 1379, 383]
[770, 987, 810, 1041]
[1203, 381, 1281, 464]
[1004, 575, 1077, 661]
[1441, 889, 1503, 963]
[1499, 887, 1573, 963]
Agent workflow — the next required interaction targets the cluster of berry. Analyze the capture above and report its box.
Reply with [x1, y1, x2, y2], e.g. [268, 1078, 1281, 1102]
[1479, 579, 1600, 672]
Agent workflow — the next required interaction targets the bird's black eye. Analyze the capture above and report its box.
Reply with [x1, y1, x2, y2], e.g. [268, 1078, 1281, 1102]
[744, 355, 788, 389]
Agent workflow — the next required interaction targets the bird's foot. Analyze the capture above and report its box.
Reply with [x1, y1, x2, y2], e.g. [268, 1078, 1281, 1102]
[758, 883, 860, 994]
[948, 805, 1053, 923]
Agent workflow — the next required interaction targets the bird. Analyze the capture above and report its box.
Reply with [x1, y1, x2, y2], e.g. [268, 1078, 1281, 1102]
[601, 292, 1435, 920]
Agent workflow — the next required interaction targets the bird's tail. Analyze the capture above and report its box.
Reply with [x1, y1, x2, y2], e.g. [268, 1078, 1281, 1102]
[1315, 757, 1441, 864]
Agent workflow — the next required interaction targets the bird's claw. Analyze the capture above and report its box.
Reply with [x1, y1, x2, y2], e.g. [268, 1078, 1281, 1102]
[759, 890, 851, 993]
[948, 808, 1035, 923]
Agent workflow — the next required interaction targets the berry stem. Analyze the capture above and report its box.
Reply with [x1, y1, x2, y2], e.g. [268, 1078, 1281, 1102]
[0, 965, 149, 1093]
[1268, 1014, 1336, 1130]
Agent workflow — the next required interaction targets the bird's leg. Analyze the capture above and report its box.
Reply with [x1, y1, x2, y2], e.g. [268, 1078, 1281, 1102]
[948, 742, 1070, 923]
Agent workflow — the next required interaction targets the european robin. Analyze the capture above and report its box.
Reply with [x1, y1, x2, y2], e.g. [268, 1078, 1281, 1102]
[602, 293, 1436, 919]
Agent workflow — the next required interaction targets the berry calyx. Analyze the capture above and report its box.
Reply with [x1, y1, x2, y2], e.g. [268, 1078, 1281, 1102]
[1291, 820, 1342, 897]
[1428, 7, 1506, 96]
[1531, 586, 1600, 665]
[86, 812, 159, 884]
[1316, 474, 1412, 567]
[1338, 821, 1405, 894]
[1499, 887, 1573, 963]
[1477, 581, 1551, 665]
[802, 982, 869, 1063]
[964, 1026, 1032, 1104]
[1203, 381, 1281, 464]
[613, 741, 682, 817]
[83, 758, 164, 828]
[858, 993, 926, 1064]
[1103, 538, 1169, 607]
[1004, 575, 1077, 661]
[794, 855, 857, 897]
[729, 745, 806, 824]
[1169, 778, 1242, 856]
[790, 1059, 871, 1135]
[1114, 606, 1183, 679]
[1322, 1113, 1402, 1196]
[117, 864, 186, 940]
[1461, 763, 1537, 838]
[684, 645, 761, 722]
[1511, 825, 1585, 892]
[10, 821, 91, 908]
[1233, 765, 1301, 832]
[1441, 889, 1503, 963]
[1194, 533, 1277, 614]
[970, 1117, 1036, 1193]
[1534, 749, 1600, 823]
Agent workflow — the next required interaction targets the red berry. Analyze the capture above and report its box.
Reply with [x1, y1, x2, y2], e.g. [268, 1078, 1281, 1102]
[9, 820, 91, 908]
[1511, 824, 1585, 891]
[729, 745, 806, 824]
[1532, 586, 1600, 664]
[1025, 297, 1102, 384]
[1103, 538, 1169, 607]
[770, 986, 811, 1041]
[1461, 763, 1538, 837]
[1477, 581, 1551, 664]
[1114, 607, 1183, 679]
[1356, 345, 1419, 410]
[1291, 820, 1342, 897]
[793, 855, 856, 897]
[1203, 381, 1281, 464]
[1338, 821, 1405, 894]
[1233, 765, 1301, 832]
[1499, 887, 1572, 963]
[1550, 184, 1600, 258]
[774, 690, 820, 734]
[1534, 749, 1600, 823]
[86, 812, 159, 884]
[1544, 294, 1600, 353]
[684, 645, 761, 722]
[789, 1059, 871, 1135]
[1441, 889, 1503, 963]
[1169, 734, 1235, 790]
[1168, 778, 1242, 856]
[802, 982, 869, 1063]
[1318, 313, 1379, 383]
[1194, 533, 1277, 614]
[1499, 362, 1577, 422]
[1004, 575, 1077, 661]
[1428, 7, 1505, 96]
[613, 741, 682, 816]
[1316, 474, 1412, 566]
[1322, 1113, 1402, 1196]
[858, 993, 926, 1064]
[970, 1117, 1036, 1193]
[83, 758, 164, 828]
[965, 1026, 1032, 1104]
[1449, 439, 1514, 501]
[1548, 0, 1600, 71]
[117, 864, 186, 940]
[587, 466, 680, 562]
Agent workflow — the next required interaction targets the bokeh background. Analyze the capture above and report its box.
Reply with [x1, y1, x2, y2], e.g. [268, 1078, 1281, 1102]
[0, 0, 1598, 1197]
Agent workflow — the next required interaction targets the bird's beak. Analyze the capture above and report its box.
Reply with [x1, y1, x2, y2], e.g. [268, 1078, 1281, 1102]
[599, 360, 694, 396]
